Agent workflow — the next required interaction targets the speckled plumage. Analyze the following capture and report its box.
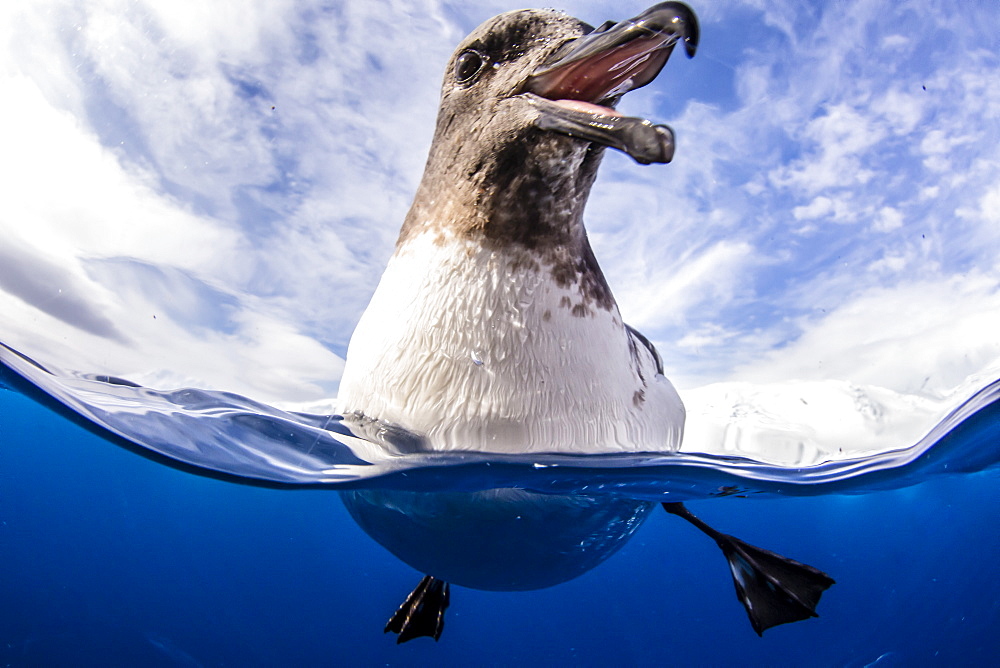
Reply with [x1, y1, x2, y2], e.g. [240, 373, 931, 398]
[336, 9, 685, 453]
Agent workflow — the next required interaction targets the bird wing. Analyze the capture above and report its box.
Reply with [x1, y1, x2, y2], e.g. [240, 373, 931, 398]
[625, 324, 664, 377]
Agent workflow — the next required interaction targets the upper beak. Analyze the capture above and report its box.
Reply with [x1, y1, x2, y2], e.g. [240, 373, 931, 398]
[526, 2, 699, 104]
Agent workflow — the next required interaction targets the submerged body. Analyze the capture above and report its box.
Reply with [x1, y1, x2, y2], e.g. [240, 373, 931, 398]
[336, 6, 688, 453]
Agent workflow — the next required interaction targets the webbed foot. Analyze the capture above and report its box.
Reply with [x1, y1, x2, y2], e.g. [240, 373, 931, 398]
[663, 502, 835, 635]
[385, 575, 450, 643]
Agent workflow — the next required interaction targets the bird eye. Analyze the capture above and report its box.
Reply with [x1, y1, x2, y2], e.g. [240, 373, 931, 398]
[455, 50, 487, 83]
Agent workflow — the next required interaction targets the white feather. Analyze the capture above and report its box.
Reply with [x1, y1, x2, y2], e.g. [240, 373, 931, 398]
[337, 231, 684, 453]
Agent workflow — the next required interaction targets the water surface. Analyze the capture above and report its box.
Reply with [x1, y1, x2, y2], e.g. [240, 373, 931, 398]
[2, 342, 998, 501]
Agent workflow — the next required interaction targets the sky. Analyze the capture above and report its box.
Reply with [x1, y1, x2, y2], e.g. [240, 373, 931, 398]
[1, 0, 999, 414]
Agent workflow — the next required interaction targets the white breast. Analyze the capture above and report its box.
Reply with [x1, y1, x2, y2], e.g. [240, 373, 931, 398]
[336, 232, 684, 453]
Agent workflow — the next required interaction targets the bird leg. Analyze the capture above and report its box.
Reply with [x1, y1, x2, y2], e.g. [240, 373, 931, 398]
[662, 502, 835, 635]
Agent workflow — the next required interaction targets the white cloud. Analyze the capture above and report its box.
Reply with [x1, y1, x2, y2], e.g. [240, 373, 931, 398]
[793, 195, 834, 221]
[732, 273, 1000, 398]
[677, 323, 737, 352]
[616, 240, 757, 331]
[982, 183, 1000, 223]
[867, 252, 908, 275]
[873, 206, 903, 232]
[1, 0, 998, 431]
[959, 181, 1000, 226]
[880, 34, 909, 50]
[681, 378, 945, 465]
[0, 3, 354, 402]
[769, 104, 884, 196]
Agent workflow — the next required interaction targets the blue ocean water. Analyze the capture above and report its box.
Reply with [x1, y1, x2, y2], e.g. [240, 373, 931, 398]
[2, 344, 999, 666]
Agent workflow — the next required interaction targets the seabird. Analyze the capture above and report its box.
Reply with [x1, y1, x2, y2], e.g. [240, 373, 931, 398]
[335, 2, 834, 643]
[335, 3, 691, 454]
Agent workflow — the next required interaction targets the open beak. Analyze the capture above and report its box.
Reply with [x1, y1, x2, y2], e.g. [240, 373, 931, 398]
[523, 2, 699, 164]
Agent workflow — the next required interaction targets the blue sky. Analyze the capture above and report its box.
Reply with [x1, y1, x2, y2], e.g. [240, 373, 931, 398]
[1, 0, 999, 419]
